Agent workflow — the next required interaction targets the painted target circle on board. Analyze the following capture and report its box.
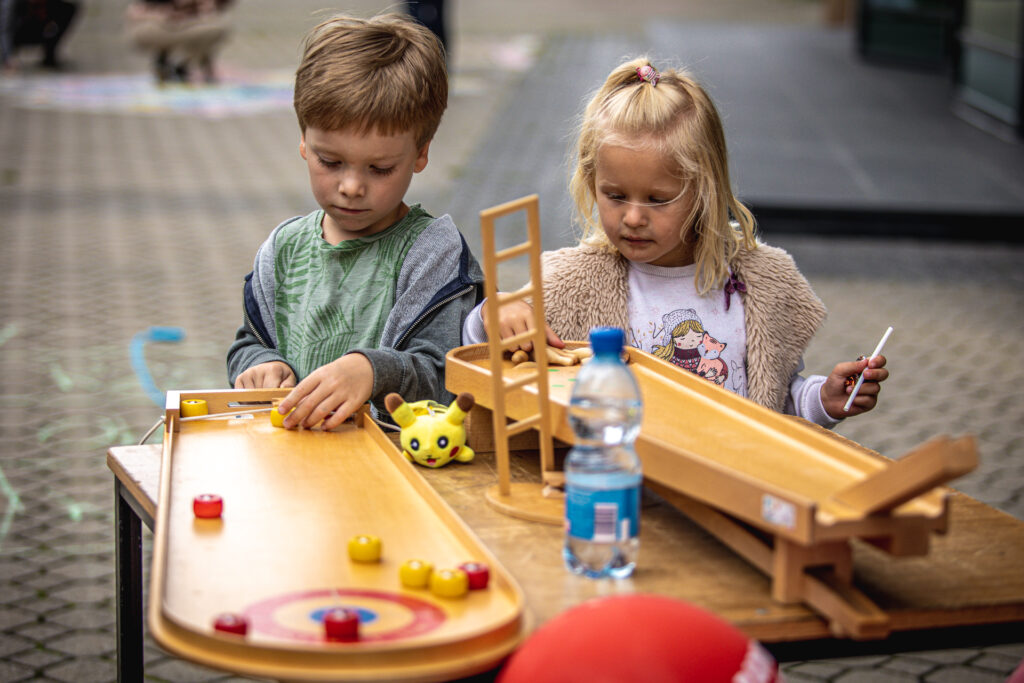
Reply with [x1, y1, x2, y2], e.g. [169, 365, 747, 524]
[244, 588, 445, 643]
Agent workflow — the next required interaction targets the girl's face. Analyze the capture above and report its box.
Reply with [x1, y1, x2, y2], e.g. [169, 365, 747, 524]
[594, 143, 695, 267]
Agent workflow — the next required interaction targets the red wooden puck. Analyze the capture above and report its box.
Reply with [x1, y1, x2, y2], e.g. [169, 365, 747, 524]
[212, 613, 248, 635]
[458, 561, 490, 590]
[193, 494, 223, 519]
[323, 607, 360, 640]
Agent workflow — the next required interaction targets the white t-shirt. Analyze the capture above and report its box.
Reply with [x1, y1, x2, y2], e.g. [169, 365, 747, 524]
[627, 261, 749, 397]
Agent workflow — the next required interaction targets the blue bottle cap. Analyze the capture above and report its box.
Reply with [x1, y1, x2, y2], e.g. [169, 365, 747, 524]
[588, 327, 624, 355]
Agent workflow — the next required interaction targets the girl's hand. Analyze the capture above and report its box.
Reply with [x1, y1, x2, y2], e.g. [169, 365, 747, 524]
[821, 355, 889, 419]
[481, 298, 564, 352]
[275, 353, 374, 430]
[234, 361, 297, 389]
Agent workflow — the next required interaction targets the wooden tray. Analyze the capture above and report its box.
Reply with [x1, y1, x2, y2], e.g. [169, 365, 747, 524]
[149, 389, 528, 682]
[445, 344, 958, 549]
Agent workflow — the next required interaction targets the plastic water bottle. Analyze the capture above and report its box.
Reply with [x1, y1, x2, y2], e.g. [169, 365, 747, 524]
[563, 326, 643, 579]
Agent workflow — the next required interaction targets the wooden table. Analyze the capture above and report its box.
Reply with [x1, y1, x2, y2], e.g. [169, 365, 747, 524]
[108, 442, 1024, 681]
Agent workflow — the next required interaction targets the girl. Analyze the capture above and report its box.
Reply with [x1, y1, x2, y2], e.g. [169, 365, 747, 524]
[463, 57, 888, 426]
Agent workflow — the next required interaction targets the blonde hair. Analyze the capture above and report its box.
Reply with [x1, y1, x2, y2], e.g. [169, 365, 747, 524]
[569, 57, 757, 295]
[293, 13, 447, 147]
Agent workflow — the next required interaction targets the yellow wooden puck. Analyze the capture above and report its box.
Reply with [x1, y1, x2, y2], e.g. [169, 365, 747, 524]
[181, 399, 208, 418]
[429, 568, 469, 598]
[270, 401, 294, 428]
[399, 559, 433, 588]
[347, 534, 382, 562]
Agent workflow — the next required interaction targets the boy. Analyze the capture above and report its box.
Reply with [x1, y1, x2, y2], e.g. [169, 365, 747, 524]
[228, 12, 482, 429]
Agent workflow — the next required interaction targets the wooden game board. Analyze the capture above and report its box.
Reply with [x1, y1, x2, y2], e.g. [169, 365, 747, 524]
[149, 389, 527, 682]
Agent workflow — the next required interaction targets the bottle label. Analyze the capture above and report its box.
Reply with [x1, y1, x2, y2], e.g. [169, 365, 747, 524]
[565, 483, 640, 542]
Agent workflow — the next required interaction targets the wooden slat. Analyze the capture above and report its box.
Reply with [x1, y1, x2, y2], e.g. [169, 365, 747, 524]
[506, 415, 542, 437]
[501, 330, 538, 350]
[504, 372, 542, 392]
[479, 195, 541, 219]
[647, 482, 889, 639]
[494, 243, 532, 262]
[831, 435, 978, 515]
[494, 289, 531, 306]
[804, 568, 891, 639]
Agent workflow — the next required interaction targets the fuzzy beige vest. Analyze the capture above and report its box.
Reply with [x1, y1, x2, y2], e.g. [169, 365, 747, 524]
[538, 243, 826, 412]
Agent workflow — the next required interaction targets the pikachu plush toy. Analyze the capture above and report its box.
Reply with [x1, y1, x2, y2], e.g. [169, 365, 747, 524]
[384, 392, 476, 468]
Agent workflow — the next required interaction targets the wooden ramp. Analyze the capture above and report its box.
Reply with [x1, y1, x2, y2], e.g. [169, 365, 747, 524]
[445, 344, 978, 638]
[150, 389, 527, 683]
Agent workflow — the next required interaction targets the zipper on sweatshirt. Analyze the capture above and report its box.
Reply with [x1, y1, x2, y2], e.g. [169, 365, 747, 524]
[244, 308, 270, 348]
[395, 284, 476, 349]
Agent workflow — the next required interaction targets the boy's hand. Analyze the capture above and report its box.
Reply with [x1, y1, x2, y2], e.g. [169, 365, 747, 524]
[821, 355, 889, 419]
[275, 353, 374, 430]
[482, 298, 564, 352]
[234, 361, 297, 389]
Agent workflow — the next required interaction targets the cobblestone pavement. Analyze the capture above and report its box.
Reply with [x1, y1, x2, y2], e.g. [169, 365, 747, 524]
[1, 1, 1022, 681]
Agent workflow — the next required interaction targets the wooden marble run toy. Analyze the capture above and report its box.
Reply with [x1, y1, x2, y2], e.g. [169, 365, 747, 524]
[446, 195, 979, 639]
[151, 389, 526, 682]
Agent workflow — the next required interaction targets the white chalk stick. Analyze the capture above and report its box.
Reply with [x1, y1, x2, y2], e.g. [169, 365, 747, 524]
[844, 326, 893, 412]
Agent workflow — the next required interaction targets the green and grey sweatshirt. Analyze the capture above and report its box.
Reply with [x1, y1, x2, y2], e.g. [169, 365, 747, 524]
[227, 205, 483, 416]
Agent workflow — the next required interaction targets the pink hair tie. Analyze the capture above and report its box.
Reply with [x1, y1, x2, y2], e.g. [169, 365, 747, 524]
[637, 64, 660, 86]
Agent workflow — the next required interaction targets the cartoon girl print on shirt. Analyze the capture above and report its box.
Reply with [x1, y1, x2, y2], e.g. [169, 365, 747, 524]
[651, 309, 729, 386]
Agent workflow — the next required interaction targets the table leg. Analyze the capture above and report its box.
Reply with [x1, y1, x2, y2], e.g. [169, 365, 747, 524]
[115, 479, 144, 682]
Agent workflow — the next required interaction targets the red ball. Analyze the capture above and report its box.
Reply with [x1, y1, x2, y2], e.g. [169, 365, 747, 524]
[323, 608, 360, 640]
[193, 494, 223, 519]
[458, 561, 490, 590]
[1008, 657, 1024, 683]
[212, 613, 248, 636]
[498, 594, 779, 683]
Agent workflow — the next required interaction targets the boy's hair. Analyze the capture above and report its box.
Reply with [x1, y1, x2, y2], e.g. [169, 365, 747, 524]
[294, 13, 447, 147]
[569, 57, 757, 295]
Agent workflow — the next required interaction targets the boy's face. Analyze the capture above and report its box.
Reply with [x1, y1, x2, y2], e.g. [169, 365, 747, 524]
[594, 142, 695, 268]
[300, 126, 429, 244]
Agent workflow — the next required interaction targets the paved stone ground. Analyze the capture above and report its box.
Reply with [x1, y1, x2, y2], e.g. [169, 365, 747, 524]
[0, 1, 1021, 681]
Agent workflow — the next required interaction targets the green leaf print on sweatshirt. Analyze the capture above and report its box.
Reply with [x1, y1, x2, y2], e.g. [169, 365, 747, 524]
[273, 207, 434, 379]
